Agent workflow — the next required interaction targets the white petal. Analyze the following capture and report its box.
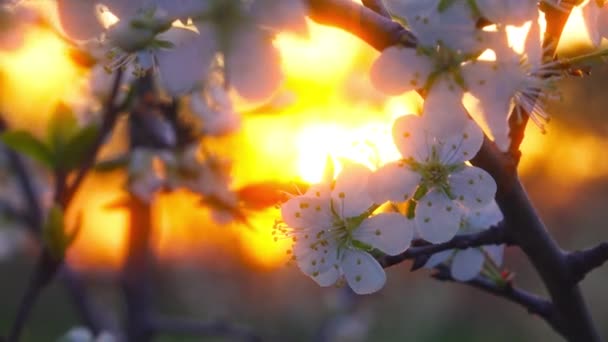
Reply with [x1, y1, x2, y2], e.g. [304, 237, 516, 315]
[156, 27, 216, 96]
[598, 5, 608, 40]
[341, 249, 386, 295]
[368, 161, 421, 203]
[422, 78, 470, 140]
[103, 0, 148, 18]
[227, 29, 283, 101]
[483, 244, 505, 266]
[424, 250, 453, 269]
[436, 117, 484, 165]
[466, 200, 503, 231]
[462, 60, 524, 150]
[280, 196, 332, 230]
[311, 265, 341, 287]
[332, 163, 374, 218]
[57, 0, 104, 40]
[295, 239, 339, 277]
[582, 1, 602, 47]
[450, 166, 497, 210]
[252, 0, 309, 36]
[391, 115, 431, 162]
[353, 213, 414, 255]
[370, 46, 432, 95]
[415, 190, 463, 243]
[476, 0, 538, 26]
[450, 248, 485, 281]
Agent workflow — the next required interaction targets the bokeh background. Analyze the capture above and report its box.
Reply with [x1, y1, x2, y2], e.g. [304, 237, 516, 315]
[0, 2, 607, 341]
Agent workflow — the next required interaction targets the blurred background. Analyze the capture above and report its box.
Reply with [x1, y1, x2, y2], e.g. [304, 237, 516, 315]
[0, 2, 607, 341]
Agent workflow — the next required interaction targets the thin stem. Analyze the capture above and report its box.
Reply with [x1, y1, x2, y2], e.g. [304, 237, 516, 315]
[432, 265, 564, 336]
[380, 224, 509, 268]
[568, 242, 608, 283]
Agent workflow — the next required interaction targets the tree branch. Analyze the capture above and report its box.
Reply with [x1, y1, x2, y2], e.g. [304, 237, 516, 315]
[432, 265, 564, 336]
[567, 242, 608, 283]
[380, 223, 509, 268]
[149, 316, 261, 342]
[307, 0, 416, 50]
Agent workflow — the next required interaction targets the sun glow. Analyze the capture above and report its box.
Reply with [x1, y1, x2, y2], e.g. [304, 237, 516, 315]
[2, 7, 602, 271]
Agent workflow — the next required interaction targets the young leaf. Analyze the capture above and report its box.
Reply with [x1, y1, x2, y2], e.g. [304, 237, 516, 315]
[47, 102, 79, 154]
[0, 130, 55, 168]
[58, 124, 100, 171]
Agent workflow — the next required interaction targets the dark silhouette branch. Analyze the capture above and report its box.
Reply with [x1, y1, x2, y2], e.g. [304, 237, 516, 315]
[568, 242, 608, 283]
[380, 223, 510, 268]
[432, 265, 564, 336]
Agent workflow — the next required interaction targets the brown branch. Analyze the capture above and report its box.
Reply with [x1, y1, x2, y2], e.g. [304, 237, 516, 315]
[568, 242, 608, 283]
[62, 68, 124, 206]
[432, 265, 564, 336]
[380, 223, 509, 268]
[307, 0, 416, 50]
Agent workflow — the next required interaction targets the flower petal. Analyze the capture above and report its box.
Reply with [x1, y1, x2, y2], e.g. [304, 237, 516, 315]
[450, 248, 485, 281]
[280, 196, 332, 230]
[370, 46, 432, 95]
[466, 201, 503, 232]
[294, 238, 339, 276]
[156, 27, 216, 95]
[332, 163, 374, 218]
[475, 0, 538, 26]
[311, 265, 341, 287]
[368, 161, 421, 204]
[392, 114, 430, 162]
[437, 118, 484, 165]
[353, 213, 414, 255]
[228, 28, 283, 101]
[450, 167, 497, 210]
[424, 250, 453, 268]
[251, 0, 309, 36]
[341, 249, 386, 295]
[415, 190, 463, 243]
[57, 0, 104, 40]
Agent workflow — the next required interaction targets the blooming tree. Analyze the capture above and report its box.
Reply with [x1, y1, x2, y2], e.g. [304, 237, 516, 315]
[0, 0, 606, 341]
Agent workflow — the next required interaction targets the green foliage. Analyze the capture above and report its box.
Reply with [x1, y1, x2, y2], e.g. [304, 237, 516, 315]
[0, 130, 54, 168]
[0, 103, 99, 172]
[42, 205, 81, 260]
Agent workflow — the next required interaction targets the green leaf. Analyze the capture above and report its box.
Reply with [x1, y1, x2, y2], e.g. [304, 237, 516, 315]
[437, 0, 457, 12]
[42, 205, 66, 260]
[0, 130, 55, 168]
[94, 154, 129, 172]
[58, 124, 100, 171]
[47, 102, 79, 154]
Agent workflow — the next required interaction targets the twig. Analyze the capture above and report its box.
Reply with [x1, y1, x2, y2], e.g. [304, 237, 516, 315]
[7, 250, 61, 342]
[568, 242, 608, 283]
[307, 0, 416, 50]
[149, 316, 262, 342]
[432, 265, 565, 336]
[62, 68, 124, 206]
[380, 224, 509, 268]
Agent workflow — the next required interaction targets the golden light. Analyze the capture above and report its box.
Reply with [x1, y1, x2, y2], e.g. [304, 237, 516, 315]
[0, 27, 82, 133]
[2, 4, 603, 272]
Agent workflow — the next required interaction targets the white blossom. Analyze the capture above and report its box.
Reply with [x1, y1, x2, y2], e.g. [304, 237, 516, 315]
[277, 163, 414, 294]
[581, 0, 608, 47]
[425, 201, 504, 281]
[369, 111, 496, 243]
